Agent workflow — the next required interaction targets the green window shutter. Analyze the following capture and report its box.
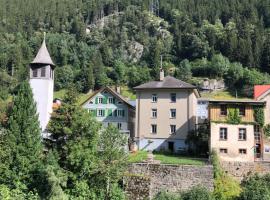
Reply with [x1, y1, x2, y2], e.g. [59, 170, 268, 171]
[104, 96, 108, 104]
[95, 97, 98, 104]
[113, 98, 116, 104]
[123, 110, 125, 117]
[108, 109, 112, 116]
[95, 109, 98, 117]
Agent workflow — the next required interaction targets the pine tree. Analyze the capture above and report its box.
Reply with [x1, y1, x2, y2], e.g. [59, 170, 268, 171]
[0, 81, 43, 189]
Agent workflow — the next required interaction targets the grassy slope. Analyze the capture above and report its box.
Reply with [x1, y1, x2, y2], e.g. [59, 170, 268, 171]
[200, 90, 251, 100]
[128, 151, 205, 165]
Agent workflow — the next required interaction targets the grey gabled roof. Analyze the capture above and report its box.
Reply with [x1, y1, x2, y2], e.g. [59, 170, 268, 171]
[31, 39, 55, 67]
[134, 76, 196, 90]
[81, 86, 135, 110]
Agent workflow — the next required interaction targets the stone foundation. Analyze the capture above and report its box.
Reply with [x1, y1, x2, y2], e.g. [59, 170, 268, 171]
[221, 161, 270, 181]
[125, 163, 214, 199]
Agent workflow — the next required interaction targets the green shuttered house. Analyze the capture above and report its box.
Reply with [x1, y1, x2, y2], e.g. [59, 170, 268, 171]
[81, 87, 135, 138]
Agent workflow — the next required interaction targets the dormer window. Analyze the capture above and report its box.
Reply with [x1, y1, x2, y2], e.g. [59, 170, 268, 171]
[41, 67, 46, 77]
[33, 69, 38, 77]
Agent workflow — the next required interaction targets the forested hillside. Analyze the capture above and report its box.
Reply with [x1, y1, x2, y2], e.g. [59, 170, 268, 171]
[1, 0, 270, 99]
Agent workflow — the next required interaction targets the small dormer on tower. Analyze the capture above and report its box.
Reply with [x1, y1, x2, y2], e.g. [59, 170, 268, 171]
[29, 34, 55, 132]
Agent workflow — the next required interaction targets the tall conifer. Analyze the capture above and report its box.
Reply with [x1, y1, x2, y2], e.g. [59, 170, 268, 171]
[0, 81, 43, 188]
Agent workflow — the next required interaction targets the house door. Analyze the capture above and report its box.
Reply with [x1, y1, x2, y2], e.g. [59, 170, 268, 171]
[168, 141, 174, 152]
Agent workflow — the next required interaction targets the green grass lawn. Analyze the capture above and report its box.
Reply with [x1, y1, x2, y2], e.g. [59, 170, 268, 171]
[153, 153, 205, 165]
[128, 151, 148, 163]
[128, 151, 205, 165]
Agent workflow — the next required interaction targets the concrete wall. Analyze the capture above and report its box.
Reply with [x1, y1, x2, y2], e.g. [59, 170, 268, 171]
[210, 123, 255, 162]
[127, 163, 214, 199]
[135, 89, 197, 151]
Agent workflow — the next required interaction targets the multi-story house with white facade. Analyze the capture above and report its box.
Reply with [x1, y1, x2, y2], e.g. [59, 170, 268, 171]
[209, 99, 265, 162]
[82, 87, 135, 138]
[134, 70, 200, 152]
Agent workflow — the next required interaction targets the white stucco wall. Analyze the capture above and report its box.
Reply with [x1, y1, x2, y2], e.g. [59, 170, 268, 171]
[210, 123, 255, 162]
[30, 77, 53, 131]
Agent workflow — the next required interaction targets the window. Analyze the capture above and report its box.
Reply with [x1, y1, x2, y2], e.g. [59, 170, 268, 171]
[219, 128, 227, 140]
[152, 94, 157, 103]
[98, 97, 103, 104]
[33, 69, 38, 77]
[151, 124, 157, 134]
[117, 123, 122, 130]
[170, 109, 176, 118]
[97, 109, 105, 117]
[152, 109, 157, 118]
[254, 125, 260, 143]
[170, 93, 176, 102]
[239, 128, 247, 141]
[89, 101, 93, 104]
[239, 149, 247, 154]
[117, 109, 125, 117]
[220, 148, 228, 154]
[170, 125, 176, 134]
[239, 105, 245, 116]
[220, 105, 227, 116]
[118, 101, 122, 104]
[108, 97, 114, 104]
[41, 67, 46, 77]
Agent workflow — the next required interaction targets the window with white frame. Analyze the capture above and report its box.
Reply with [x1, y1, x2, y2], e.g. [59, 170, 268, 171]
[152, 109, 157, 118]
[151, 124, 157, 134]
[219, 128, 227, 140]
[152, 94, 157, 103]
[108, 97, 114, 104]
[170, 109, 176, 118]
[238, 128, 247, 141]
[170, 125, 176, 134]
[170, 93, 176, 102]
[97, 109, 105, 117]
[117, 109, 125, 117]
[98, 97, 103, 104]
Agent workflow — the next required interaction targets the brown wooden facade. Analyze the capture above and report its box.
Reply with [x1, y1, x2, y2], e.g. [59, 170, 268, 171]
[209, 104, 255, 123]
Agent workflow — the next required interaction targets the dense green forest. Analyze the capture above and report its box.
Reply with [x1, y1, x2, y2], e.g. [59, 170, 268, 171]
[1, 0, 270, 99]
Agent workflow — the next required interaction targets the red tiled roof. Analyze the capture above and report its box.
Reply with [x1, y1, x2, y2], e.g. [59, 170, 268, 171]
[254, 85, 270, 100]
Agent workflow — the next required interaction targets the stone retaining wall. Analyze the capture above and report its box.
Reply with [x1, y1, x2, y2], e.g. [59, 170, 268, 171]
[126, 163, 214, 199]
[221, 161, 270, 181]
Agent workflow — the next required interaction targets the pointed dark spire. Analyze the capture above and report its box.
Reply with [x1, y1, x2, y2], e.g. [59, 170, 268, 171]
[31, 33, 55, 67]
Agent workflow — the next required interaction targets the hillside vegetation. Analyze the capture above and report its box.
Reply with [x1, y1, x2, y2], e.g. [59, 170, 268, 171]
[1, 0, 270, 100]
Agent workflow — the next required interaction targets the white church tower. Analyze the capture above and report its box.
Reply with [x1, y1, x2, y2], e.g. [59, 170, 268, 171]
[29, 35, 55, 131]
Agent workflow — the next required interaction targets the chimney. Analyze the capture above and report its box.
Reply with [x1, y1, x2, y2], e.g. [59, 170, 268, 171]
[159, 68, 164, 81]
[116, 86, 121, 94]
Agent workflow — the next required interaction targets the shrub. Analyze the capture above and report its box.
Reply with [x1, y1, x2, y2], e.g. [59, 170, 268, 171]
[211, 151, 241, 200]
[181, 186, 213, 200]
[153, 190, 180, 200]
[239, 174, 270, 200]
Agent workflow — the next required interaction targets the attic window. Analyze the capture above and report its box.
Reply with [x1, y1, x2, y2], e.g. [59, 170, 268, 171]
[33, 69, 38, 77]
[89, 101, 93, 104]
[41, 67, 46, 77]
